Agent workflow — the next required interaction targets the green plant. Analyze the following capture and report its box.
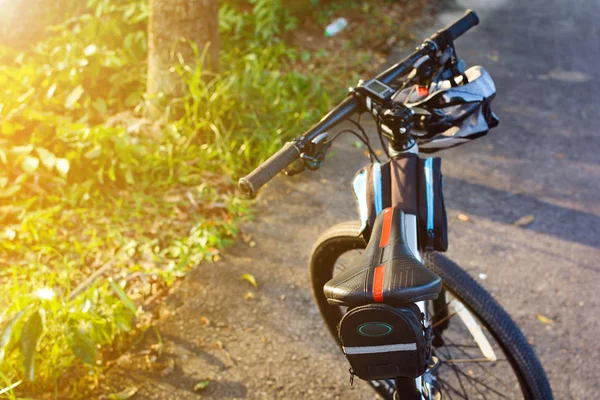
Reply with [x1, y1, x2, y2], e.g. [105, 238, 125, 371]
[0, 0, 332, 397]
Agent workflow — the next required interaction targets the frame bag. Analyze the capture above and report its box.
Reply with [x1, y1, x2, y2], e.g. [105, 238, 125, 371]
[418, 157, 448, 252]
[338, 304, 431, 380]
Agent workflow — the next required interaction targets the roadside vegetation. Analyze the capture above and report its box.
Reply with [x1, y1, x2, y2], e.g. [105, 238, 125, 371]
[0, 0, 428, 397]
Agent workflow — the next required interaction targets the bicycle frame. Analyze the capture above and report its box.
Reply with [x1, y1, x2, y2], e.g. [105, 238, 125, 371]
[351, 143, 430, 399]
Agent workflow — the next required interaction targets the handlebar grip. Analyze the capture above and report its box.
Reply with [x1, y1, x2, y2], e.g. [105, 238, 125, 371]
[238, 142, 301, 198]
[430, 9, 479, 49]
[445, 10, 479, 41]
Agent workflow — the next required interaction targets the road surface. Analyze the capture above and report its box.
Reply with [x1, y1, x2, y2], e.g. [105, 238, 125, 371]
[106, 0, 599, 398]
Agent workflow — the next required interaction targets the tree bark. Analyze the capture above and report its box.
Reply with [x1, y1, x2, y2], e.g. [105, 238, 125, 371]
[147, 0, 219, 110]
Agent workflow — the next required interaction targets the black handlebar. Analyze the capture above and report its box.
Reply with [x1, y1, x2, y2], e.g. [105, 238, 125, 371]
[238, 10, 479, 198]
[238, 142, 301, 197]
[428, 10, 479, 50]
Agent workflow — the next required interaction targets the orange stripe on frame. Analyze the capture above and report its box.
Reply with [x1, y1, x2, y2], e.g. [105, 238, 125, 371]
[373, 264, 385, 302]
[379, 207, 393, 248]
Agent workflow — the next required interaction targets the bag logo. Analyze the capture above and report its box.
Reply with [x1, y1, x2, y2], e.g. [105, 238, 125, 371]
[357, 322, 393, 337]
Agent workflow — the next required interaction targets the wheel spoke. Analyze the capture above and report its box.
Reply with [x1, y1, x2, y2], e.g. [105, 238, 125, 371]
[438, 378, 467, 400]
[432, 311, 458, 328]
[449, 364, 512, 399]
[441, 335, 513, 392]
[430, 300, 454, 321]
[444, 358, 507, 364]
[441, 343, 470, 399]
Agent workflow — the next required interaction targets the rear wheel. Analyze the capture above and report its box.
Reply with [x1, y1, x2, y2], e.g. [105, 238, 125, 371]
[310, 221, 553, 400]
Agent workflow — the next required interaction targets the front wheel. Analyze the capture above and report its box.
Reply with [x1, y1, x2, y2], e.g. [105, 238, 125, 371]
[310, 221, 553, 400]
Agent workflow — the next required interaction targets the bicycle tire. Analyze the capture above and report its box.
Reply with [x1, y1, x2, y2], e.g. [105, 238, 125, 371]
[310, 221, 553, 400]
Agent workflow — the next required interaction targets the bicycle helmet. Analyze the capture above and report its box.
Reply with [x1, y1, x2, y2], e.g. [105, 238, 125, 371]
[393, 65, 499, 153]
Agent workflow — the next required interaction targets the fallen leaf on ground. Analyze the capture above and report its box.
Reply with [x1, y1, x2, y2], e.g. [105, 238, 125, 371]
[536, 314, 553, 325]
[457, 213, 470, 222]
[244, 292, 255, 300]
[249, 240, 256, 248]
[241, 273, 258, 288]
[160, 359, 175, 376]
[486, 52, 500, 62]
[107, 387, 138, 400]
[201, 317, 210, 326]
[164, 195, 182, 203]
[194, 379, 211, 392]
[513, 214, 535, 227]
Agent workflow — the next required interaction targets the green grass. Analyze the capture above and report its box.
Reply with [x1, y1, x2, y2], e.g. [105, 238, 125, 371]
[0, 0, 419, 396]
[0, 0, 332, 397]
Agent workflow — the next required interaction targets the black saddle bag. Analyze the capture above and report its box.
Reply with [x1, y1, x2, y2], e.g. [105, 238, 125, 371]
[338, 304, 431, 381]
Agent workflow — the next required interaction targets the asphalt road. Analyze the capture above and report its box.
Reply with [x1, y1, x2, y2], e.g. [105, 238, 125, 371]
[411, 0, 600, 397]
[106, 0, 599, 399]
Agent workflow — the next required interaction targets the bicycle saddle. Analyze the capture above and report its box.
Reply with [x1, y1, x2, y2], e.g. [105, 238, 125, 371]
[324, 207, 442, 306]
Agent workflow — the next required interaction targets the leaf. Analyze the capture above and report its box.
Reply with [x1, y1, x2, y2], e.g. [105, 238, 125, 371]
[34, 288, 55, 301]
[84, 145, 102, 159]
[70, 329, 97, 364]
[241, 273, 258, 288]
[35, 148, 56, 169]
[2, 228, 16, 241]
[64, 85, 85, 109]
[125, 168, 135, 185]
[457, 213, 470, 222]
[536, 314, 553, 325]
[107, 387, 138, 400]
[10, 145, 33, 156]
[17, 88, 35, 104]
[46, 83, 57, 100]
[108, 163, 116, 182]
[21, 309, 45, 382]
[83, 44, 98, 56]
[0, 150, 6, 165]
[109, 282, 137, 314]
[55, 158, 70, 177]
[0, 177, 7, 188]
[0, 185, 21, 199]
[93, 98, 107, 114]
[0, 311, 25, 362]
[513, 214, 535, 227]
[114, 309, 132, 332]
[0, 380, 22, 396]
[194, 379, 211, 392]
[20, 156, 39, 174]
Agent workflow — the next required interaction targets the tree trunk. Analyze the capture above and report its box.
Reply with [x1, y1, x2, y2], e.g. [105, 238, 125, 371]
[147, 0, 219, 112]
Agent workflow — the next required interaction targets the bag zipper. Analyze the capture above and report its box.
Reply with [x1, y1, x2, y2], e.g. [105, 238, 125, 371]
[424, 158, 435, 249]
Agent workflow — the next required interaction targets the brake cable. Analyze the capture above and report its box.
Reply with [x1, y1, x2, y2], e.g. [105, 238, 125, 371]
[327, 129, 380, 163]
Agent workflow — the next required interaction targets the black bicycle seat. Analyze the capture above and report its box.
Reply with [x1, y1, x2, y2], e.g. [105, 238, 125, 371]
[323, 207, 442, 306]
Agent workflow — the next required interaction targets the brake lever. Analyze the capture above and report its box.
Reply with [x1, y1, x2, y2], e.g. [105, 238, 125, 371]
[284, 132, 332, 176]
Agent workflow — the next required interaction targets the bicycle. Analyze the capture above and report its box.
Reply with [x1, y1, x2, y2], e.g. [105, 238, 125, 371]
[239, 10, 553, 400]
